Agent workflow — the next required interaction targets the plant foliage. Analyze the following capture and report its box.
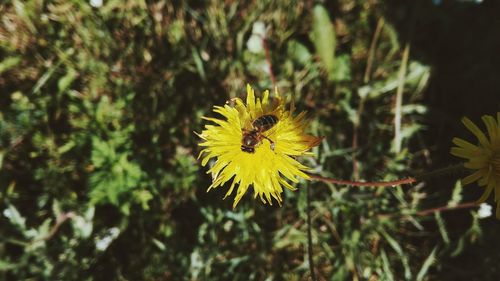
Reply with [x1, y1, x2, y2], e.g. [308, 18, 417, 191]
[0, 0, 489, 280]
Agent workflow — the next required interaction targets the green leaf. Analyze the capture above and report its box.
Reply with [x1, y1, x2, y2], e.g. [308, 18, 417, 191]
[152, 238, 166, 251]
[4, 204, 26, 230]
[34, 219, 52, 241]
[0, 57, 21, 74]
[91, 137, 113, 167]
[52, 199, 62, 217]
[381, 229, 412, 280]
[287, 40, 311, 66]
[0, 260, 17, 271]
[435, 212, 450, 245]
[380, 249, 395, 281]
[133, 189, 153, 210]
[13, 0, 36, 32]
[416, 246, 438, 281]
[192, 48, 206, 81]
[57, 140, 76, 154]
[332, 54, 351, 81]
[310, 4, 336, 81]
[448, 180, 463, 207]
[58, 68, 78, 93]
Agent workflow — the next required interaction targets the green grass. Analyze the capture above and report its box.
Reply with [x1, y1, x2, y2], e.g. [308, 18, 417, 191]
[0, 1, 492, 280]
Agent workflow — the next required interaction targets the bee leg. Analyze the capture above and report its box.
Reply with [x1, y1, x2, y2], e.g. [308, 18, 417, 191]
[262, 136, 275, 151]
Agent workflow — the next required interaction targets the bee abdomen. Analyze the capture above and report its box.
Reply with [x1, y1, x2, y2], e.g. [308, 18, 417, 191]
[252, 114, 278, 132]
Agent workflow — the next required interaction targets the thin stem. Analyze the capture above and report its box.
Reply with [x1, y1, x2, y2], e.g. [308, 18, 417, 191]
[363, 17, 385, 83]
[261, 37, 277, 88]
[393, 42, 410, 153]
[377, 201, 479, 220]
[415, 201, 478, 216]
[308, 174, 416, 187]
[306, 184, 317, 281]
[308, 163, 465, 187]
[413, 163, 465, 182]
[351, 97, 365, 181]
[31, 212, 76, 243]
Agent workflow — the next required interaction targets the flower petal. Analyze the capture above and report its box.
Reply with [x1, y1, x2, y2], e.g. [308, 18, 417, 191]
[477, 170, 492, 186]
[496, 201, 500, 219]
[462, 170, 485, 185]
[452, 137, 480, 151]
[246, 84, 256, 119]
[482, 115, 499, 146]
[476, 178, 495, 203]
[451, 147, 480, 159]
[462, 117, 490, 148]
[198, 84, 321, 208]
[452, 113, 500, 218]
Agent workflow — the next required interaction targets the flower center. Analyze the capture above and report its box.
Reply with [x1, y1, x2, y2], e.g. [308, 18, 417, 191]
[490, 151, 500, 177]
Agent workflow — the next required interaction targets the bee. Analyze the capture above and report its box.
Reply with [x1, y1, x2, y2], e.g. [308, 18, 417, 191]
[241, 114, 279, 153]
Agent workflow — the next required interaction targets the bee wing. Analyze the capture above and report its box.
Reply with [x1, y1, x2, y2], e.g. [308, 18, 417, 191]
[263, 124, 279, 138]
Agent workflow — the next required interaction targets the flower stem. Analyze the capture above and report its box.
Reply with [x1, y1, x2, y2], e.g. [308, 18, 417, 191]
[413, 163, 465, 182]
[308, 163, 465, 187]
[31, 212, 76, 243]
[415, 201, 477, 216]
[377, 201, 478, 220]
[260, 35, 276, 88]
[308, 174, 416, 187]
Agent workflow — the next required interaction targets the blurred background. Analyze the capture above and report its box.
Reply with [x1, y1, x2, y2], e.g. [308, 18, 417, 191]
[1, 0, 499, 280]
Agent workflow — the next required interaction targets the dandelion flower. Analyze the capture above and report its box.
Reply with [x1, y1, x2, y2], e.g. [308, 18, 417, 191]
[197, 84, 322, 208]
[450, 113, 500, 218]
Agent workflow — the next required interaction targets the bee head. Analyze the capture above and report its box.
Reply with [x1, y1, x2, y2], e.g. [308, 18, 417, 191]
[241, 145, 255, 153]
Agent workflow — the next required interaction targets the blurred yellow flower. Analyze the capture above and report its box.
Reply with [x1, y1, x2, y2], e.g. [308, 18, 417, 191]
[197, 84, 322, 208]
[451, 113, 500, 218]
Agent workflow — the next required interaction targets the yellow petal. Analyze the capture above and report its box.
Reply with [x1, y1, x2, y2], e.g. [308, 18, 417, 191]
[452, 137, 480, 151]
[462, 117, 490, 148]
[477, 170, 491, 186]
[476, 178, 495, 203]
[246, 84, 256, 119]
[461, 170, 484, 185]
[496, 201, 500, 219]
[197, 84, 321, 208]
[450, 147, 478, 159]
[482, 115, 499, 145]
[464, 158, 489, 169]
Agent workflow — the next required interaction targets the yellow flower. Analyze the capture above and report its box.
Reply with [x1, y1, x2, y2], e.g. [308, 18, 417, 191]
[451, 113, 500, 218]
[197, 84, 322, 208]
